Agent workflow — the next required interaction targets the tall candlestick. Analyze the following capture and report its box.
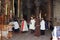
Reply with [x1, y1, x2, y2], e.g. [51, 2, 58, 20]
[18, 0, 19, 17]
[5, 2, 8, 15]
[13, 0, 14, 15]
[39, 11, 41, 19]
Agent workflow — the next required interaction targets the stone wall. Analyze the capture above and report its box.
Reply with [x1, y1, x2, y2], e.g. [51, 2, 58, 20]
[53, 1, 60, 26]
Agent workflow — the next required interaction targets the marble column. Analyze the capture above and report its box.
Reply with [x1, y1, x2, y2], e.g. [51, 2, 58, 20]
[48, 0, 52, 28]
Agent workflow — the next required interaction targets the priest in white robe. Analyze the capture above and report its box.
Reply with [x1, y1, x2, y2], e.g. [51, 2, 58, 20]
[40, 18, 45, 35]
[12, 19, 20, 33]
[21, 19, 28, 32]
[29, 17, 35, 33]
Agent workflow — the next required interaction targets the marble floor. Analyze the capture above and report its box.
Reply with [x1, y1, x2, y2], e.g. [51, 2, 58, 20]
[7, 30, 51, 40]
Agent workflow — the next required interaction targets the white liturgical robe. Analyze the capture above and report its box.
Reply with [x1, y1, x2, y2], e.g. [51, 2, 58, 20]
[21, 20, 28, 31]
[40, 20, 45, 30]
[29, 19, 35, 30]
